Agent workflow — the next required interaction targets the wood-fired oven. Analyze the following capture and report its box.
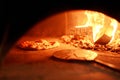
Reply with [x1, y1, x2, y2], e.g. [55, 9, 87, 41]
[1, 0, 120, 80]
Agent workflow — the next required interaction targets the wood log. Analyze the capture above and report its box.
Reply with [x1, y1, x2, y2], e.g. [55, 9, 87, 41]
[94, 34, 111, 45]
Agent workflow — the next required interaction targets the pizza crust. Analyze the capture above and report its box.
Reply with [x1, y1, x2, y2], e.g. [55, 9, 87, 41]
[53, 49, 98, 61]
[17, 39, 60, 50]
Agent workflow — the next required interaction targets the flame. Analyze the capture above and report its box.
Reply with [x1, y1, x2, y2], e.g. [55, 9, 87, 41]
[85, 11, 105, 42]
[75, 10, 119, 44]
[109, 19, 118, 43]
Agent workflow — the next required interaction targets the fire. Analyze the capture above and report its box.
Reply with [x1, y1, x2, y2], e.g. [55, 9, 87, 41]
[75, 10, 119, 44]
[109, 19, 118, 43]
[84, 10, 105, 42]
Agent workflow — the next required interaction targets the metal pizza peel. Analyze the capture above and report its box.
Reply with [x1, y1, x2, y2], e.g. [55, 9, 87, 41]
[94, 51, 120, 71]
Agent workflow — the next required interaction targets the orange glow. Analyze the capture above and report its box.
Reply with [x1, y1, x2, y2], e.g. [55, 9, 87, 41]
[74, 10, 119, 44]
[20, 10, 119, 44]
[109, 19, 118, 43]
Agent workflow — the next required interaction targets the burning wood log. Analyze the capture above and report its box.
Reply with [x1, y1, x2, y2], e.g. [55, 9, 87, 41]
[94, 34, 111, 45]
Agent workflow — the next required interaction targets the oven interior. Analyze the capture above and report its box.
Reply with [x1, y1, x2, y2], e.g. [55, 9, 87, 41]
[1, 1, 120, 80]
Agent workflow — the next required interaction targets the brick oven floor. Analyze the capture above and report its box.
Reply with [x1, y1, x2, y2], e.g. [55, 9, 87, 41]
[0, 36, 120, 80]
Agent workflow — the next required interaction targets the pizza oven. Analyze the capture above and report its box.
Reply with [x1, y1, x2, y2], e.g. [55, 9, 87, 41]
[1, 1, 120, 80]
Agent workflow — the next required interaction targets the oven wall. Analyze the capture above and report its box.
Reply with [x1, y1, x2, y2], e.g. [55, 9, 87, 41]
[21, 10, 90, 38]
[24, 12, 67, 38]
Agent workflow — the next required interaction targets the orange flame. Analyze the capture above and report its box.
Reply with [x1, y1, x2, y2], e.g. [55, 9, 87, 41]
[85, 10, 105, 42]
[109, 19, 118, 43]
[75, 10, 119, 44]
